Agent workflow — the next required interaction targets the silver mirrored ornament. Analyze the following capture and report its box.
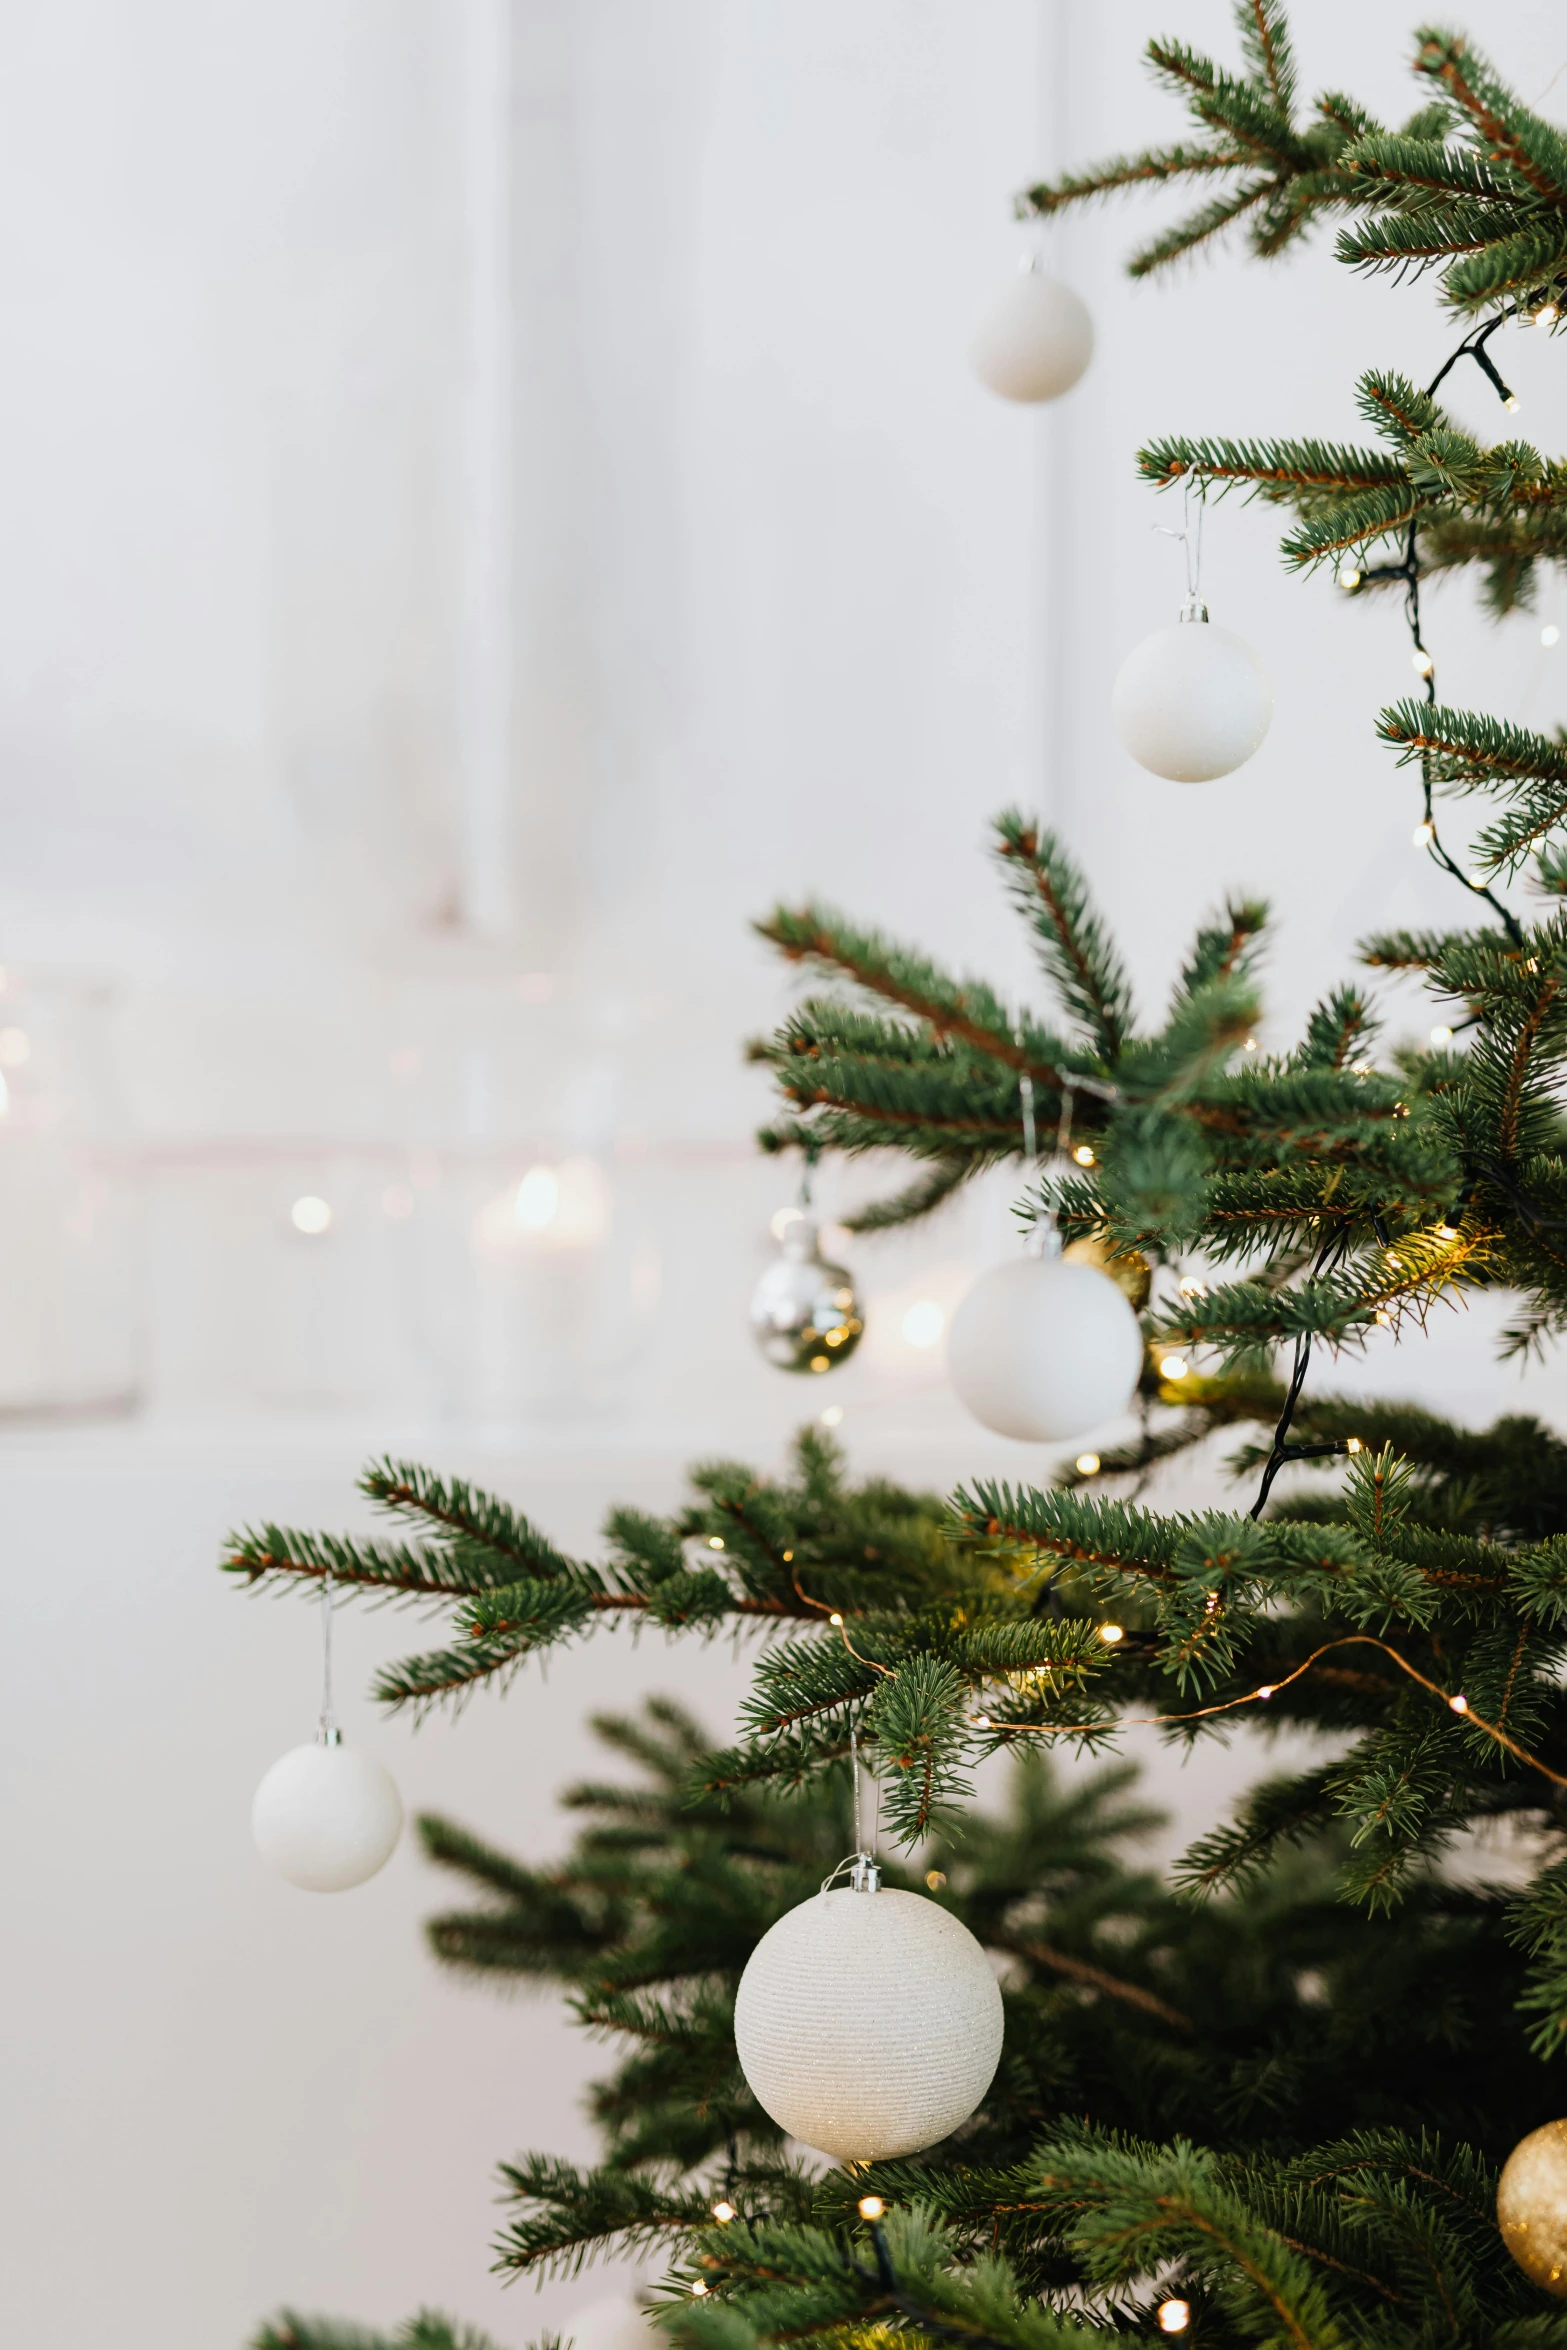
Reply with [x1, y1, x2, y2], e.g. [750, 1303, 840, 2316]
[750, 1217, 863, 1374]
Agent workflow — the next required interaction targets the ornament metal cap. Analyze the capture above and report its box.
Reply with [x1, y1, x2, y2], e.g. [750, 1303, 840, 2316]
[1179, 593, 1209, 623]
[821, 1849, 882, 1894]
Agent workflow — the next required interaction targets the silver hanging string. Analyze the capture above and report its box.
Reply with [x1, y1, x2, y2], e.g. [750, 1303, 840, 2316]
[1017, 1023, 1037, 1164]
[822, 1722, 881, 1892]
[318, 1574, 340, 1747]
[1156, 476, 1207, 620]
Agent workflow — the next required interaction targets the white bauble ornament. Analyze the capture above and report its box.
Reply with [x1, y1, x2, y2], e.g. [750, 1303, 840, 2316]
[734, 1884, 1003, 2161]
[947, 1251, 1142, 1443]
[970, 265, 1093, 404]
[252, 1737, 403, 1892]
[1112, 611, 1272, 782]
[1498, 2119, 1567, 2295]
[564, 2295, 665, 2350]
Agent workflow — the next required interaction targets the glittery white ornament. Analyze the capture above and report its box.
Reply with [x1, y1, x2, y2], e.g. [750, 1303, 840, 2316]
[252, 1738, 403, 1892]
[947, 1251, 1142, 1443]
[1112, 610, 1272, 783]
[970, 263, 1093, 404]
[734, 1884, 1004, 2161]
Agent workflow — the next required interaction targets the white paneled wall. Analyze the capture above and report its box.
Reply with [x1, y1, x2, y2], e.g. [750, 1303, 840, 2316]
[5, 5, 1567, 2345]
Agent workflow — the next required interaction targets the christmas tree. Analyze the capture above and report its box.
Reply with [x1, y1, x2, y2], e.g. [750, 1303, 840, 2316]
[238, 13, 1567, 2347]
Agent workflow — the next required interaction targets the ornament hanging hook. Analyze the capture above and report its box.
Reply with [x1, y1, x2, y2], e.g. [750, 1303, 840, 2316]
[798, 1132, 820, 1213]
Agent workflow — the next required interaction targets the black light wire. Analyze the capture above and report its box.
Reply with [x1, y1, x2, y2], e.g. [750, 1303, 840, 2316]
[1248, 295, 1554, 1503]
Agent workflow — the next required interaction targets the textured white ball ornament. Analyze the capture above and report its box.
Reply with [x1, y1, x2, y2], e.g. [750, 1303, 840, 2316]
[734, 1887, 1004, 2161]
[970, 265, 1093, 404]
[947, 1253, 1142, 1444]
[1112, 613, 1272, 783]
[252, 1738, 403, 1892]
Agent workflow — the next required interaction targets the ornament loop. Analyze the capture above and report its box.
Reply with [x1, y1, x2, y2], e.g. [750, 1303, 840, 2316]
[318, 1573, 339, 1747]
[820, 1725, 882, 1891]
[1155, 476, 1206, 616]
[820, 1850, 883, 1895]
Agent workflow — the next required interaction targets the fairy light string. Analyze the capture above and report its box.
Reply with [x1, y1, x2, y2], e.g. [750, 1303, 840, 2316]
[977, 1630, 1567, 1793]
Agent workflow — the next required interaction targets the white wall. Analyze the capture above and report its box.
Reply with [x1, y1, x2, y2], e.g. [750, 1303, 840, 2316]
[6, 3, 1567, 2344]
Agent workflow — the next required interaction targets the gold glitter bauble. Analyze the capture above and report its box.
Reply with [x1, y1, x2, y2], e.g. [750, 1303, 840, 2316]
[749, 1220, 864, 1374]
[1063, 1232, 1152, 1311]
[1498, 2120, 1567, 2293]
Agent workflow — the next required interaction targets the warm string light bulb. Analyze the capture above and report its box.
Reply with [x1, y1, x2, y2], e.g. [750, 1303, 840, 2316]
[1159, 1354, 1189, 1380]
[1429, 1024, 1454, 1045]
[1336, 562, 1361, 590]
[857, 2195, 886, 2221]
[1450, 1693, 1470, 1715]
[1537, 301, 1560, 327]
[1345, 1436, 1365, 1454]
[1073, 1144, 1096, 1166]
[711, 2200, 736, 2224]
[1544, 624, 1561, 647]
[1411, 648, 1434, 677]
[1413, 819, 1435, 845]
[1075, 1451, 1101, 1475]
[1159, 2300, 1192, 2334]
[1504, 392, 1522, 413]
[1098, 1622, 1125, 1645]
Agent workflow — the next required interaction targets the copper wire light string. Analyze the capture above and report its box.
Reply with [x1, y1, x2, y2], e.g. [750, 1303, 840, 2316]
[986, 1631, 1567, 1791]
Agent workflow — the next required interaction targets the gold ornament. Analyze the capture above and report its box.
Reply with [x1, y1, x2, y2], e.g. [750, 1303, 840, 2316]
[1063, 1231, 1152, 1311]
[749, 1218, 864, 1374]
[1498, 2119, 1567, 2293]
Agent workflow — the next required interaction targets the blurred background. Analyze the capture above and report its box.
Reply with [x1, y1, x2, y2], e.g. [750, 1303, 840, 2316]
[6, 1, 1567, 2342]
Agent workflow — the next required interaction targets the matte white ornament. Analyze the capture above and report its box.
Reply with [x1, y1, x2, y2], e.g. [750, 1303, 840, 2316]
[252, 1738, 403, 1892]
[970, 264, 1093, 404]
[1112, 610, 1272, 783]
[947, 1251, 1142, 1443]
[734, 1884, 1004, 2161]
